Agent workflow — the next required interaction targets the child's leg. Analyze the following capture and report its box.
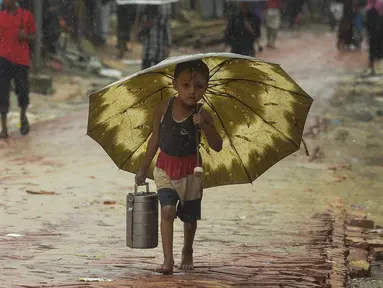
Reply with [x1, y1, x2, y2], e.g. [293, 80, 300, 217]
[182, 221, 197, 270]
[160, 205, 176, 272]
[157, 188, 179, 274]
[177, 198, 201, 270]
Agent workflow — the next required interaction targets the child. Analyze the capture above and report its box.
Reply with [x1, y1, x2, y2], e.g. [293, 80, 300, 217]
[135, 60, 223, 274]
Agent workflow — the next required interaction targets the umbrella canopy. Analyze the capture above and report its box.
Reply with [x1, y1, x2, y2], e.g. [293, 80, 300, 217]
[116, 0, 178, 5]
[87, 53, 313, 188]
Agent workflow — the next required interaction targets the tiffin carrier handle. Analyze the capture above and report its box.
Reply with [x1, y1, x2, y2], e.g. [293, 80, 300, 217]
[134, 183, 150, 195]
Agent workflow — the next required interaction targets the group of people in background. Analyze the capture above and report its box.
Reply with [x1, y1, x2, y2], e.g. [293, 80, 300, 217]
[34, 0, 382, 75]
[336, 0, 383, 74]
[223, 0, 383, 74]
[337, 0, 365, 50]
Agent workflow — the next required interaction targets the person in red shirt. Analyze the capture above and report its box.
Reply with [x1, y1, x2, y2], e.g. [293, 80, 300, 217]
[0, 0, 36, 139]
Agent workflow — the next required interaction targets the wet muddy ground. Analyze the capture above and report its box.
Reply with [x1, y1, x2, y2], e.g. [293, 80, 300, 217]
[1, 29, 382, 287]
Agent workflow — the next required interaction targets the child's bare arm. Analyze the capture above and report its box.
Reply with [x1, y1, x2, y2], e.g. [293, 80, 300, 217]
[135, 103, 165, 184]
[194, 110, 223, 152]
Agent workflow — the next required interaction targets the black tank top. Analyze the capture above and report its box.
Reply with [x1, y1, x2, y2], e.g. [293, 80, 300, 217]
[159, 97, 200, 157]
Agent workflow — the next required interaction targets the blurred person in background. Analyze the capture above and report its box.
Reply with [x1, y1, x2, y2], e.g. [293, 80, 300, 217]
[352, 0, 365, 50]
[0, 0, 36, 139]
[250, 1, 267, 53]
[365, 0, 383, 74]
[42, 0, 60, 56]
[116, 2, 138, 59]
[266, 0, 284, 49]
[288, 0, 305, 28]
[224, 2, 261, 57]
[139, 5, 171, 70]
[337, 0, 354, 50]
[329, 0, 344, 31]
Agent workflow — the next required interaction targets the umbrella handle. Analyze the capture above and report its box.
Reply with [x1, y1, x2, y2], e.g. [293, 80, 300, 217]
[195, 124, 203, 177]
[196, 124, 200, 166]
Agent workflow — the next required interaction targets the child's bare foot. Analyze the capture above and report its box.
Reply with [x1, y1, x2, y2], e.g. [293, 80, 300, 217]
[155, 260, 174, 275]
[180, 248, 194, 270]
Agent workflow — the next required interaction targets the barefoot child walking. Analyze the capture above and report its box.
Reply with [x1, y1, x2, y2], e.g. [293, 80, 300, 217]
[135, 60, 223, 275]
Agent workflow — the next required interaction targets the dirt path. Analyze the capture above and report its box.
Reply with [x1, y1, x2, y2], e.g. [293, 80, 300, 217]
[0, 29, 380, 288]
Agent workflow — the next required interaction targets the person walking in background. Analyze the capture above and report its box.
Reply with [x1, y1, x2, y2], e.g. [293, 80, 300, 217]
[288, 0, 305, 28]
[116, 2, 138, 59]
[139, 5, 171, 70]
[224, 2, 261, 57]
[266, 0, 284, 49]
[365, 0, 383, 74]
[250, 1, 267, 53]
[337, 0, 354, 50]
[0, 0, 36, 139]
[42, 0, 60, 56]
[329, 0, 344, 31]
[352, 0, 364, 50]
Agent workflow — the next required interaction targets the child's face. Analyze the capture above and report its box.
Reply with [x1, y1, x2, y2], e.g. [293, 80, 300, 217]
[173, 70, 208, 106]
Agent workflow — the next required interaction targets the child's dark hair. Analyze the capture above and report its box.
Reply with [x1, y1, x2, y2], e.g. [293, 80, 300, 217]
[174, 60, 210, 81]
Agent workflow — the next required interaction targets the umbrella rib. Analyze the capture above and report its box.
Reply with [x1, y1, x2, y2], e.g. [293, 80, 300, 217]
[208, 78, 311, 99]
[87, 86, 171, 135]
[143, 71, 174, 80]
[206, 88, 299, 148]
[202, 96, 253, 184]
[119, 132, 153, 170]
[209, 59, 232, 80]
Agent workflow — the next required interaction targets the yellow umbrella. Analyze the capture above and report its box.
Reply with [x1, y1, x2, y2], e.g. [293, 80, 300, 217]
[87, 53, 313, 188]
